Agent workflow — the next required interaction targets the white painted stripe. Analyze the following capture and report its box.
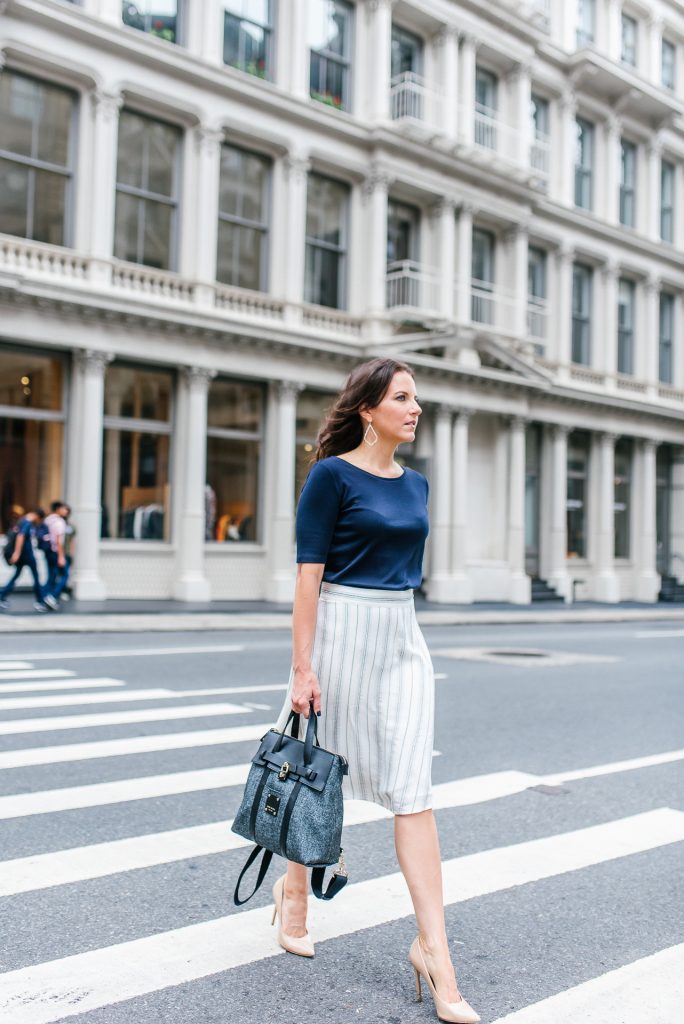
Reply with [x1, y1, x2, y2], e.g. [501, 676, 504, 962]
[0, 724, 268, 770]
[0, 771, 532, 893]
[0, 764, 251, 823]
[0, 669, 75, 681]
[0, 679, 126, 694]
[490, 943, 684, 1024]
[547, 747, 684, 784]
[0, 809, 681, 1024]
[0, 702, 251, 735]
[634, 629, 684, 638]
[0, 662, 32, 670]
[0, 684, 286, 711]
[0, 644, 244, 663]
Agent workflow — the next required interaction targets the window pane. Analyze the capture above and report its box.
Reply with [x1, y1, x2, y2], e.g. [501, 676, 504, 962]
[223, 15, 269, 76]
[475, 68, 497, 110]
[102, 429, 170, 540]
[567, 432, 589, 559]
[472, 229, 494, 283]
[0, 158, 29, 239]
[305, 244, 341, 307]
[309, 0, 351, 56]
[614, 439, 631, 558]
[528, 247, 546, 298]
[225, 0, 270, 19]
[114, 192, 141, 262]
[122, 0, 178, 43]
[306, 175, 346, 245]
[295, 389, 336, 496]
[218, 146, 267, 221]
[391, 26, 422, 78]
[387, 201, 419, 264]
[147, 121, 177, 197]
[36, 85, 72, 166]
[142, 199, 173, 269]
[117, 111, 147, 189]
[0, 349, 64, 410]
[0, 417, 64, 535]
[32, 169, 67, 246]
[208, 379, 262, 431]
[216, 221, 263, 288]
[530, 94, 549, 136]
[104, 365, 172, 421]
[662, 40, 676, 89]
[0, 73, 71, 164]
[207, 436, 259, 542]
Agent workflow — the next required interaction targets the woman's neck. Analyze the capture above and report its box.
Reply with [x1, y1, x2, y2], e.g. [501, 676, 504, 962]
[342, 442, 402, 475]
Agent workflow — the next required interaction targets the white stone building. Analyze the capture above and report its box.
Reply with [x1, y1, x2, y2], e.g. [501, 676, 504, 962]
[1, 0, 683, 604]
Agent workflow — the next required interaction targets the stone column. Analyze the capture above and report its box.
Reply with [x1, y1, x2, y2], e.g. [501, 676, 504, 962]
[71, 351, 111, 601]
[362, 168, 390, 317]
[559, 91, 577, 206]
[603, 115, 621, 225]
[426, 405, 453, 601]
[646, 136, 663, 242]
[507, 416, 531, 603]
[555, 246, 574, 371]
[450, 409, 473, 602]
[642, 276, 660, 396]
[508, 223, 529, 338]
[190, 125, 223, 303]
[560, 0, 576, 51]
[548, 424, 571, 601]
[185, 0, 222, 62]
[278, 0, 308, 99]
[174, 368, 214, 601]
[635, 439, 660, 601]
[363, 0, 393, 121]
[95, 0, 121, 25]
[594, 432, 620, 603]
[87, 90, 122, 285]
[283, 155, 311, 322]
[456, 202, 473, 322]
[605, 0, 621, 61]
[647, 16, 664, 84]
[601, 261, 618, 387]
[458, 34, 476, 147]
[267, 381, 303, 602]
[434, 198, 456, 320]
[435, 24, 459, 140]
[511, 63, 532, 167]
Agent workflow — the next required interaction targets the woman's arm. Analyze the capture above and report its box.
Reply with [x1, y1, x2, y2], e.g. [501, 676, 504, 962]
[290, 562, 324, 718]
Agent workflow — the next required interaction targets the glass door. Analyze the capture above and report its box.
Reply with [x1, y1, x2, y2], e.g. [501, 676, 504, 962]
[524, 424, 541, 576]
[656, 445, 671, 576]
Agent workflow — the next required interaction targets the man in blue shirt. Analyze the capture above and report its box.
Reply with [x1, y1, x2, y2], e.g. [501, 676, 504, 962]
[0, 508, 54, 612]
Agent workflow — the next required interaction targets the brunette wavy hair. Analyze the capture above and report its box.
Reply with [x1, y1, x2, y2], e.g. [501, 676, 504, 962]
[315, 357, 415, 461]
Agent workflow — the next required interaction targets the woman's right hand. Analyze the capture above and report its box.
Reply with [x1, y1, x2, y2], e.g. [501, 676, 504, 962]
[291, 667, 322, 717]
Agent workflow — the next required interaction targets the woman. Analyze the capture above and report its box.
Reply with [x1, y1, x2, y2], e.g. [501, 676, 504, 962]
[272, 358, 480, 1024]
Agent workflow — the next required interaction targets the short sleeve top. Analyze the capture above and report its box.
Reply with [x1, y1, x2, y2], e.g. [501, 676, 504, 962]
[295, 456, 429, 590]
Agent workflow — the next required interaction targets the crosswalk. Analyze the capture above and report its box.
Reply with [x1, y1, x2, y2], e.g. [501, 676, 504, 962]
[0, 653, 682, 1024]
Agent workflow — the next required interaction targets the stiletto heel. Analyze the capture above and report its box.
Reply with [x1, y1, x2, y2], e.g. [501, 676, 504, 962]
[414, 966, 423, 1002]
[408, 936, 480, 1024]
[271, 875, 315, 958]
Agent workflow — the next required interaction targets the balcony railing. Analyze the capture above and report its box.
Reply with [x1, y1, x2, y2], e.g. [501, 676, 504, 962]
[529, 132, 550, 178]
[390, 72, 441, 128]
[468, 279, 518, 329]
[386, 260, 439, 312]
[527, 296, 548, 339]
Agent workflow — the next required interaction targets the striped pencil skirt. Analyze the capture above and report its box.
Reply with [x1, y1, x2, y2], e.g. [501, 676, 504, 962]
[275, 582, 434, 815]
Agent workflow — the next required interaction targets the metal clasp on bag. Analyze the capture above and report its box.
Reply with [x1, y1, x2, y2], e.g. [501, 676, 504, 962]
[333, 848, 348, 878]
[278, 761, 291, 780]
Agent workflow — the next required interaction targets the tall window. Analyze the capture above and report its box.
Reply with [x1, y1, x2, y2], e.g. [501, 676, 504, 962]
[567, 431, 589, 559]
[114, 110, 180, 270]
[309, 0, 353, 111]
[390, 25, 424, 120]
[530, 94, 550, 173]
[475, 68, 498, 149]
[295, 390, 336, 498]
[620, 139, 636, 228]
[122, 0, 181, 43]
[621, 14, 637, 66]
[614, 438, 632, 559]
[659, 293, 674, 385]
[0, 347, 65, 536]
[102, 365, 173, 541]
[216, 144, 270, 291]
[576, 0, 594, 47]
[0, 72, 75, 247]
[617, 278, 635, 376]
[386, 199, 420, 307]
[662, 39, 676, 91]
[304, 174, 348, 309]
[471, 228, 495, 324]
[661, 160, 675, 243]
[527, 246, 547, 339]
[206, 379, 263, 543]
[571, 263, 592, 365]
[574, 117, 594, 210]
[223, 1, 272, 79]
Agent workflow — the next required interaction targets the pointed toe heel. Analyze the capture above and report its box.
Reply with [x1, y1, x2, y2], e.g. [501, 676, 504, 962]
[271, 875, 315, 958]
[409, 937, 480, 1024]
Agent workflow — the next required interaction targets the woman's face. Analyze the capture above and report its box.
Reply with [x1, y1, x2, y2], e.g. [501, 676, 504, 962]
[364, 370, 422, 446]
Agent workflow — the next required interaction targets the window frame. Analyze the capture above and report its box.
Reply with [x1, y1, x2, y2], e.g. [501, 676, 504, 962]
[304, 171, 350, 310]
[617, 277, 635, 376]
[613, 437, 632, 560]
[661, 38, 676, 91]
[574, 116, 594, 210]
[216, 143, 271, 292]
[571, 262, 592, 365]
[309, 0, 354, 113]
[660, 159, 675, 243]
[576, 0, 595, 48]
[223, 1, 273, 80]
[566, 430, 590, 560]
[619, 138, 637, 228]
[659, 292, 674, 385]
[0, 70, 77, 248]
[621, 13, 638, 67]
[121, 0, 184, 45]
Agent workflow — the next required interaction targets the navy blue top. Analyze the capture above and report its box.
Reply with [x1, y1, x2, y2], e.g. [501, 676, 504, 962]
[296, 456, 429, 590]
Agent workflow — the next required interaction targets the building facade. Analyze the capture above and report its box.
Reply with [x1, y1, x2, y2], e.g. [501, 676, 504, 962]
[1, 0, 683, 603]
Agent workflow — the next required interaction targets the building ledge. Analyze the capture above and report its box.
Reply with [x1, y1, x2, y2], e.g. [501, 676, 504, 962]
[568, 49, 684, 124]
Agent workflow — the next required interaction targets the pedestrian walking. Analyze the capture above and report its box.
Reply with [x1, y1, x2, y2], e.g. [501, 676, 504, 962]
[271, 358, 480, 1023]
[0, 508, 54, 612]
[60, 505, 75, 600]
[44, 500, 69, 602]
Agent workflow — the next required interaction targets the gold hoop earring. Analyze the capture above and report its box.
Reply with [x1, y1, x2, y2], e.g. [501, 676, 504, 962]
[363, 422, 378, 447]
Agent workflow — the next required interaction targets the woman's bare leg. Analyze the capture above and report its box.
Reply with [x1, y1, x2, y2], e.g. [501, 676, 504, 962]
[394, 808, 461, 1001]
[280, 861, 309, 937]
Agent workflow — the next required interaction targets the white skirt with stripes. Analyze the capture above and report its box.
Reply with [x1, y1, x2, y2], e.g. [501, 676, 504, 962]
[275, 582, 434, 815]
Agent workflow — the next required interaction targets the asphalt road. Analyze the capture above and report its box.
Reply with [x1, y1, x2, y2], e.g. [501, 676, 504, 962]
[0, 621, 682, 1024]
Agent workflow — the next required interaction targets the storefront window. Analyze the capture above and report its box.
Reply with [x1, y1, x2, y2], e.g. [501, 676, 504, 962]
[0, 347, 65, 534]
[295, 389, 335, 499]
[614, 438, 632, 559]
[101, 365, 172, 540]
[206, 379, 263, 542]
[567, 431, 589, 558]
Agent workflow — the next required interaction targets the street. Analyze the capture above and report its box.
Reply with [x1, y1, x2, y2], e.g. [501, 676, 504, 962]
[0, 621, 682, 1024]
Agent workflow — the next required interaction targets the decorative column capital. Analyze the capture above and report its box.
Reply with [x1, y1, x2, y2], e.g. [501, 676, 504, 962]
[505, 61, 532, 84]
[284, 153, 311, 182]
[556, 244, 575, 265]
[91, 90, 123, 123]
[454, 408, 473, 424]
[505, 414, 528, 431]
[277, 380, 305, 401]
[362, 165, 393, 199]
[605, 113, 622, 137]
[504, 221, 530, 243]
[459, 31, 479, 50]
[435, 403, 456, 423]
[457, 199, 477, 218]
[601, 259, 619, 282]
[560, 89, 577, 116]
[0, 47, 7, 69]
[598, 431, 619, 446]
[645, 274, 661, 294]
[641, 437, 660, 454]
[363, 0, 395, 13]
[433, 24, 460, 47]
[75, 349, 114, 374]
[551, 423, 571, 440]
[182, 366, 217, 391]
[194, 125, 224, 156]
[429, 196, 457, 221]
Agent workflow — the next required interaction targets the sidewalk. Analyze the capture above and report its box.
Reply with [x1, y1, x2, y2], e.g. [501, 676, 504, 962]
[1, 593, 684, 632]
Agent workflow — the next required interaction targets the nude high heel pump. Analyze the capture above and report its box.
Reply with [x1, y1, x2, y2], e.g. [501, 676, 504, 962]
[409, 936, 480, 1023]
[271, 874, 315, 958]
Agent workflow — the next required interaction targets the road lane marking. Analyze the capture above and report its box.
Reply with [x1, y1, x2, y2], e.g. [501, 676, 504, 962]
[0, 679, 126, 694]
[0, 669, 75, 681]
[0, 702, 251, 735]
[0, 662, 32, 670]
[490, 943, 684, 1024]
[0, 724, 269, 770]
[0, 685, 286, 711]
[546, 747, 684, 784]
[0, 645, 244, 663]
[0, 809, 682, 1023]
[634, 629, 684, 638]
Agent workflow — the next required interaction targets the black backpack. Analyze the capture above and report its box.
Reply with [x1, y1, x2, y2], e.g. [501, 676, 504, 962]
[3, 527, 18, 565]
